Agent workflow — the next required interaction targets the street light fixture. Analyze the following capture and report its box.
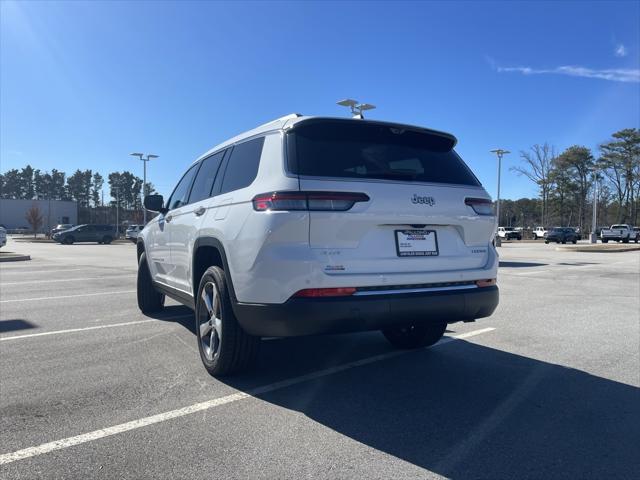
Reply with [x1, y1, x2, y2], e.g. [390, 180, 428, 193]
[337, 99, 376, 118]
[130, 152, 159, 225]
[490, 149, 510, 247]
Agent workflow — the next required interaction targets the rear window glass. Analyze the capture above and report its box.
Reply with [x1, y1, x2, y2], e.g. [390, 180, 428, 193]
[288, 120, 480, 186]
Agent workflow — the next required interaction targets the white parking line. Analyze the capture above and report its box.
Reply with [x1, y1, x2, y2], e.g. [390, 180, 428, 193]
[1, 274, 136, 286]
[0, 327, 495, 465]
[1, 274, 135, 286]
[0, 315, 193, 341]
[0, 290, 136, 303]
[0, 267, 97, 275]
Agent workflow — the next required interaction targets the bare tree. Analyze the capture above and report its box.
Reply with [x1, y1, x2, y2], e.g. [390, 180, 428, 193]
[511, 144, 556, 226]
[25, 204, 44, 238]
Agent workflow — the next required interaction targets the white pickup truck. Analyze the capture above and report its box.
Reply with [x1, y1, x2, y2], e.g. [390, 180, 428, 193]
[533, 226, 547, 239]
[600, 224, 639, 243]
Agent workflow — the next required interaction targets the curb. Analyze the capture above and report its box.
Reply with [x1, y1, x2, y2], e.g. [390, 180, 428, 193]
[556, 244, 640, 253]
[0, 254, 31, 262]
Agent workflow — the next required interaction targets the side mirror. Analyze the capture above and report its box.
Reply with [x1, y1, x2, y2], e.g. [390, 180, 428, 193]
[144, 194, 166, 213]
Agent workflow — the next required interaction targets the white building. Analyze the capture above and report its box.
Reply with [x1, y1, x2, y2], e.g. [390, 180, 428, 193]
[0, 199, 78, 231]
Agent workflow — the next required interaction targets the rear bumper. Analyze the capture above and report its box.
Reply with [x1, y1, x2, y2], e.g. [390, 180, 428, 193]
[233, 285, 499, 337]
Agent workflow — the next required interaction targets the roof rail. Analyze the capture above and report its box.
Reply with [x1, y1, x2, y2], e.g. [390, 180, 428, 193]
[254, 113, 301, 130]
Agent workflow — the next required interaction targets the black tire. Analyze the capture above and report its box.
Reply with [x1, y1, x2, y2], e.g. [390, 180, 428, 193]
[561, 239, 566, 244]
[382, 322, 447, 349]
[195, 266, 259, 376]
[102, 236, 112, 244]
[622, 238, 629, 244]
[603, 239, 608, 243]
[572, 239, 577, 244]
[63, 236, 74, 245]
[137, 252, 165, 313]
[545, 240, 549, 244]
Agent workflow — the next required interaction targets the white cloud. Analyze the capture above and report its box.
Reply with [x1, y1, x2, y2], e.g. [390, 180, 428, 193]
[614, 44, 628, 57]
[497, 65, 639, 83]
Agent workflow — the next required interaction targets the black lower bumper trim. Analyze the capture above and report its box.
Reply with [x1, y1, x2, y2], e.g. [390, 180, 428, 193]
[233, 286, 499, 337]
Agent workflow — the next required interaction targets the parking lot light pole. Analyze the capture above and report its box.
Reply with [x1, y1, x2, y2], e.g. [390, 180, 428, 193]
[490, 149, 510, 246]
[130, 153, 159, 225]
[590, 171, 598, 244]
[113, 187, 120, 238]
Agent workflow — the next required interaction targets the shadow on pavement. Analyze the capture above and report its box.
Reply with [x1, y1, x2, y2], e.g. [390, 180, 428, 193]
[144, 305, 195, 332]
[499, 261, 547, 268]
[142, 303, 639, 477]
[222, 335, 640, 479]
[0, 319, 36, 333]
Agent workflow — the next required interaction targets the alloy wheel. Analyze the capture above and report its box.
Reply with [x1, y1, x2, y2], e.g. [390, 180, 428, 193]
[198, 281, 223, 361]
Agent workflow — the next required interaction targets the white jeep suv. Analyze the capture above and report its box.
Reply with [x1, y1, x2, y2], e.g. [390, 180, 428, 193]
[137, 114, 499, 375]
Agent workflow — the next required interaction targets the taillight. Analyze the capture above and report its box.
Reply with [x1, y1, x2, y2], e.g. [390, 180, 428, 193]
[475, 279, 496, 288]
[465, 197, 494, 216]
[293, 287, 357, 297]
[253, 191, 370, 212]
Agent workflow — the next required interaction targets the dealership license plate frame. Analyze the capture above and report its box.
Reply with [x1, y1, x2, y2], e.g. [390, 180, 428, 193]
[395, 229, 439, 257]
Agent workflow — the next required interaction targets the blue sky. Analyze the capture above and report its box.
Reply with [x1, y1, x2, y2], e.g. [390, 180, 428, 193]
[1, 0, 639, 200]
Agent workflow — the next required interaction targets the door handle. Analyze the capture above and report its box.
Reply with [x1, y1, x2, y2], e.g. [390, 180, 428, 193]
[194, 206, 206, 217]
[165, 215, 173, 223]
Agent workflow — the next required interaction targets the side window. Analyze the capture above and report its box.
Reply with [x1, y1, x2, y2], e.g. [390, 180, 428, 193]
[166, 165, 198, 211]
[219, 137, 265, 194]
[188, 150, 225, 204]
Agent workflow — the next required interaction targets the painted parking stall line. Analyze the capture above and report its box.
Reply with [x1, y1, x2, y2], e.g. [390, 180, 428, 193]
[1, 274, 136, 286]
[0, 315, 194, 341]
[0, 327, 495, 465]
[0, 290, 136, 303]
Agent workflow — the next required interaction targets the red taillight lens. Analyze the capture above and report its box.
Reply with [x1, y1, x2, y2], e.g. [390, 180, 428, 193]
[253, 191, 369, 212]
[293, 287, 357, 298]
[475, 279, 496, 288]
[252, 192, 307, 211]
[465, 197, 494, 216]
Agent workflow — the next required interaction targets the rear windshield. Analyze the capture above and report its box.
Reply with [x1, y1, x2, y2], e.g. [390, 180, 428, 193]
[288, 120, 480, 186]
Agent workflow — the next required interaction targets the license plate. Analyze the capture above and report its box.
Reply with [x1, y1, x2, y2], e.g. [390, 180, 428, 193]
[395, 229, 438, 257]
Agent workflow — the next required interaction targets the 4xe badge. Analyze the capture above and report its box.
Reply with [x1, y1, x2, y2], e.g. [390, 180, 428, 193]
[411, 194, 435, 206]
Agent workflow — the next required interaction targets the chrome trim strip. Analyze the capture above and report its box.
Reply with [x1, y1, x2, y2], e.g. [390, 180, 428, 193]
[352, 284, 477, 296]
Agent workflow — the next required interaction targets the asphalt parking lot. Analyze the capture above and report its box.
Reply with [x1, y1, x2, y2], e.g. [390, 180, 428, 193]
[1, 238, 638, 479]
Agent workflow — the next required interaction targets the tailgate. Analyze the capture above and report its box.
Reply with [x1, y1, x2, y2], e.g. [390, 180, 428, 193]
[301, 178, 495, 275]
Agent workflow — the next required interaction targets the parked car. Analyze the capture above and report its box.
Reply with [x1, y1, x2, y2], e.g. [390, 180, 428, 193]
[633, 227, 640, 243]
[53, 224, 117, 244]
[0, 226, 6, 248]
[49, 223, 74, 238]
[600, 224, 636, 243]
[533, 226, 547, 239]
[125, 225, 144, 241]
[544, 227, 579, 244]
[497, 226, 522, 240]
[136, 113, 499, 375]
